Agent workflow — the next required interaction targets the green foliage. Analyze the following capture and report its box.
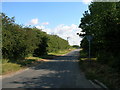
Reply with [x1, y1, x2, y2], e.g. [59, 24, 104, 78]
[47, 35, 70, 53]
[2, 13, 70, 61]
[33, 32, 48, 57]
[79, 2, 120, 70]
[72, 45, 80, 49]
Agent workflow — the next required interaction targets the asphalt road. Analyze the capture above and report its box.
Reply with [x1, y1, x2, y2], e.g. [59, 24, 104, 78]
[2, 49, 95, 88]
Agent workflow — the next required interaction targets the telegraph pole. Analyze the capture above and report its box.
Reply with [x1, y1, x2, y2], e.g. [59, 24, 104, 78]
[86, 35, 93, 61]
[67, 37, 70, 43]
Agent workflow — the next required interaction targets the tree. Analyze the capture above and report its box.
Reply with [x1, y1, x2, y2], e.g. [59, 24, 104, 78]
[79, 2, 120, 70]
[2, 13, 71, 62]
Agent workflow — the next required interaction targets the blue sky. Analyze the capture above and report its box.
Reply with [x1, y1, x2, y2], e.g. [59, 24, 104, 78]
[2, 2, 88, 28]
[2, 2, 90, 45]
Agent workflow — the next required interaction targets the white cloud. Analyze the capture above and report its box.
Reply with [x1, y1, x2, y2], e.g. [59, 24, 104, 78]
[82, 0, 92, 4]
[27, 18, 39, 25]
[36, 24, 83, 46]
[42, 22, 49, 25]
[36, 25, 45, 29]
[27, 18, 50, 26]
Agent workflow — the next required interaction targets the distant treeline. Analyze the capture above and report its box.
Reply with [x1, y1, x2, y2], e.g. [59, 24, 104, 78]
[72, 45, 80, 49]
[79, 2, 120, 71]
[1, 13, 70, 61]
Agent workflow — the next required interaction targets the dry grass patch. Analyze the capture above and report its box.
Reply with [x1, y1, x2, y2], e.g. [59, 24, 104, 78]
[2, 63, 22, 75]
[81, 58, 97, 61]
[48, 48, 75, 56]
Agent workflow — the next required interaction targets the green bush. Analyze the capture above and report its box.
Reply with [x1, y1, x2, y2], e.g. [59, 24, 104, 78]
[2, 13, 71, 61]
[47, 35, 70, 53]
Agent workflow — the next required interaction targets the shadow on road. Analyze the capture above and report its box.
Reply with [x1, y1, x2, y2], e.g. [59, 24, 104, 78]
[3, 50, 93, 88]
[11, 55, 80, 88]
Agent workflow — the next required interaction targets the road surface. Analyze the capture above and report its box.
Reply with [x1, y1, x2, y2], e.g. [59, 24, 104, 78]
[2, 49, 94, 88]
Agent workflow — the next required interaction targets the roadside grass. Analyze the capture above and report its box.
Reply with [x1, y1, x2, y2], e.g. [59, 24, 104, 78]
[39, 48, 76, 59]
[1, 58, 42, 75]
[79, 50, 120, 88]
[48, 48, 75, 56]
[1, 62, 22, 75]
[81, 58, 97, 61]
[1, 48, 75, 75]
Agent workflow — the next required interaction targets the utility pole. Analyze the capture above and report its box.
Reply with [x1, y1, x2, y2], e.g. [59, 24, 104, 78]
[86, 35, 93, 61]
[77, 33, 93, 61]
[88, 39, 91, 61]
[67, 37, 70, 43]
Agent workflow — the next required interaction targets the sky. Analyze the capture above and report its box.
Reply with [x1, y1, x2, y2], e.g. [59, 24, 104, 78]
[2, 1, 91, 46]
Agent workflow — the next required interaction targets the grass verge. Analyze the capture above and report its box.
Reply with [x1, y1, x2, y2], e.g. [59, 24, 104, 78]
[79, 50, 120, 89]
[48, 48, 75, 56]
[1, 63, 22, 75]
[39, 48, 76, 59]
[1, 58, 42, 75]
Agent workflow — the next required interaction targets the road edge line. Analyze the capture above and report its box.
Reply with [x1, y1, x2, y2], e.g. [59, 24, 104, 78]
[89, 80, 101, 88]
[94, 79, 108, 89]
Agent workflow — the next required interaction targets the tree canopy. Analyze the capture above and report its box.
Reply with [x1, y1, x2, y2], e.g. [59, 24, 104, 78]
[1, 13, 70, 61]
[79, 2, 120, 71]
